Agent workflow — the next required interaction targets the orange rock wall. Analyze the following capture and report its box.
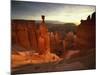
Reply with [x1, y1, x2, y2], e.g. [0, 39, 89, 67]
[11, 20, 38, 50]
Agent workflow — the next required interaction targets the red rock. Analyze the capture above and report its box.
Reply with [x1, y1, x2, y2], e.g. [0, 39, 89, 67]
[11, 20, 37, 50]
[75, 12, 96, 50]
[37, 15, 50, 54]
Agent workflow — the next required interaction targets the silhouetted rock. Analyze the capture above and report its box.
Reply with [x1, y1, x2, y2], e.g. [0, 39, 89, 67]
[75, 12, 96, 50]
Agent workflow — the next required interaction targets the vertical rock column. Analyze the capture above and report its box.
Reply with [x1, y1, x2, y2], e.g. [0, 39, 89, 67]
[38, 15, 50, 55]
[16, 21, 30, 49]
[49, 32, 56, 52]
[27, 21, 38, 51]
[11, 22, 18, 45]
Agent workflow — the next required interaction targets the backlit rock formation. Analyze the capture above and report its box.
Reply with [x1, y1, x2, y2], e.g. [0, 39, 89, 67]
[75, 12, 96, 50]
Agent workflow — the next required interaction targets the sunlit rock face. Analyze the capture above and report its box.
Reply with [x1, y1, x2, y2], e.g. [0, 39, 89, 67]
[37, 15, 51, 55]
[27, 21, 38, 50]
[12, 51, 61, 68]
[11, 15, 61, 68]
[39, 52, 61, 63]
[16, 22, 30, 49]
[11, 20, 38, 50]
[75, 12, 96, 50]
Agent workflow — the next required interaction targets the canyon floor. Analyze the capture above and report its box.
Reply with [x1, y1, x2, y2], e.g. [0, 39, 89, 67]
[11, 48, 95, 74]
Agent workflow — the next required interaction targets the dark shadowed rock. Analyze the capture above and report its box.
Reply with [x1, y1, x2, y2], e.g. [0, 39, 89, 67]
[75, 12, 96, 50]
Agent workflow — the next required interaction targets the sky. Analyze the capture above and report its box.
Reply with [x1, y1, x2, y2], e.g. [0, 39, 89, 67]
[11, 1, 96, 25]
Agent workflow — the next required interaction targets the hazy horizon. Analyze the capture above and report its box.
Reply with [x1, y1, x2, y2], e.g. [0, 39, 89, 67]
[11, 1, 95, 25]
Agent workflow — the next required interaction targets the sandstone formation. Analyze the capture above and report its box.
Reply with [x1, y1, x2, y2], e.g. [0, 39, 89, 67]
[12, 16, 61, 67]
[12, 12, 96, 61]
[12, 16, 76, 57]
[75, 12, 96, 50]
[12, 20, 38, 50]
[37, 15, 51, 54]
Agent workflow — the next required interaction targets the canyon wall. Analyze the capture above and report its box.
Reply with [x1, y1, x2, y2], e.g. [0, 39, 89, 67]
[12, 12, 96, 57]
[75, 12, 96, 50]
[11, 20, 38, 51]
